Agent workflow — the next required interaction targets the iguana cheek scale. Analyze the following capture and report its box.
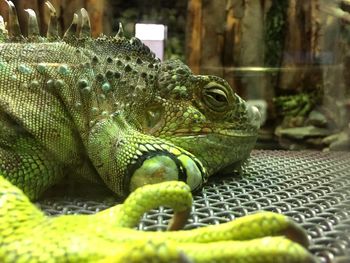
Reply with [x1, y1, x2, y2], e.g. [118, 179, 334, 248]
[0, 2, 316, 262]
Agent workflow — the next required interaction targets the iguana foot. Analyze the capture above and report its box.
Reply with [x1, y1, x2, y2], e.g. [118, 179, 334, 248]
[0, 176, 316, 262]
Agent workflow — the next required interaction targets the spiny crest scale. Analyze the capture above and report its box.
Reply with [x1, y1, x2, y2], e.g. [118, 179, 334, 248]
[45, 1, 59, 38]
[5, 0, 21, 38]
[0, 1, 157, 63]
[24, 9, 40, 37]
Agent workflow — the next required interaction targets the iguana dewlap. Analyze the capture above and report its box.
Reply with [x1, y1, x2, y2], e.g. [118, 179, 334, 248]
[0, 2, 316, 262]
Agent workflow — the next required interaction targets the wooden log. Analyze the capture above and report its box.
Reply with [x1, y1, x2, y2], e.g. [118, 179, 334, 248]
[223, 0, 244, 93]
[200, 0, 226, 77]
[239, 0, 265, 99]
[278, 0, 305, 91]
[261, 0, 277, 118]
[0, 1, 9, 23]
[85, 0, 105, 37]
[186, 0, 202, 74]
[240, 0, 265, 68]
[302, 1, 323, 95]
[309, 0, 321, 61]
[319, 1, 348, 129]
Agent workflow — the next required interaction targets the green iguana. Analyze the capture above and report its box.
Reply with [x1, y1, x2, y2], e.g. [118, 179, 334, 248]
[0, 2, 316, 262]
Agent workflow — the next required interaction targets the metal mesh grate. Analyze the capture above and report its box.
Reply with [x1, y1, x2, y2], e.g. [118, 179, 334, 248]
[37, 150, 350, 263]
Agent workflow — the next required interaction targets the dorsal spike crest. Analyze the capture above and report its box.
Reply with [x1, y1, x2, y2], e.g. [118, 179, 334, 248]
[79, 8, 91, 38]
[63, 13, 79, 39]
[24, 9, 40, 37]
[5, 0, 22, 37]
[116, 22, 124, 38]
[45, 1, 58, 38]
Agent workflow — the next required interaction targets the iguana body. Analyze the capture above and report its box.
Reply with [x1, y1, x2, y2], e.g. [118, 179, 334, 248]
[0, 2, 315, 262]
[0, 4, 259, 200]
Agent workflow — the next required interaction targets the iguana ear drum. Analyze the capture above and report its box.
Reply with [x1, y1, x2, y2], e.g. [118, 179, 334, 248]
[125, 151, 204, 195]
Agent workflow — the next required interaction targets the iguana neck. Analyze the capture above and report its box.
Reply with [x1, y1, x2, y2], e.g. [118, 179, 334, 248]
[87, 114, 207, 197]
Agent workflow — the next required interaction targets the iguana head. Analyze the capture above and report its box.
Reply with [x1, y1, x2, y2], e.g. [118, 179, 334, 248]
[136, 59, 261, 176]
[81, 29, 261, 197]
[88, 54, 261, 196]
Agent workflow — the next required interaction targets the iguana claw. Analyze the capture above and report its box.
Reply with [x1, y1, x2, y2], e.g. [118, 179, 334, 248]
[0, 176, 316, 262]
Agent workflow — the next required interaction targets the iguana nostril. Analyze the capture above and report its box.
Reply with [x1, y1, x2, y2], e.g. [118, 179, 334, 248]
[247, 105, 262, 129]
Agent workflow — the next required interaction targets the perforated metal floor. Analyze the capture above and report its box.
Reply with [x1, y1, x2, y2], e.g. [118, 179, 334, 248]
[37, 150, 350, 263]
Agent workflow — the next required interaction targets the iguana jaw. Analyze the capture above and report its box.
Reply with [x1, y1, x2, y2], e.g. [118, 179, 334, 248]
[149, 103, 260, 177]
[164, 133, 258, 176]
[171, 128, 259, 138]
[147, 108, 261, 138]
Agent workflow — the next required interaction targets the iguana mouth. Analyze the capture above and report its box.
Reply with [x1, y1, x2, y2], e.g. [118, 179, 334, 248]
[172, 128, 258, 138]
[171, 105, 261, 138]
[164, 131, 258, 176]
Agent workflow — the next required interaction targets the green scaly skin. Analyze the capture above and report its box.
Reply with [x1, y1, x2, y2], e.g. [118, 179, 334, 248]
[0, 178, 315, 262]
[0, 3, 316, 262]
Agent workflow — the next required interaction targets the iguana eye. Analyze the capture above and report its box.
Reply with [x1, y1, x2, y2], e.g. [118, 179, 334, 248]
[203, 83, 229, 111]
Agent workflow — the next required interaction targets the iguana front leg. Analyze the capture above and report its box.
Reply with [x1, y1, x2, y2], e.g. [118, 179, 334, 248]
[0, 176, 316, 263]
[0, 137, 63, 200]
[0, 111, 66, 200]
